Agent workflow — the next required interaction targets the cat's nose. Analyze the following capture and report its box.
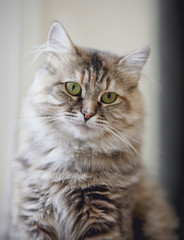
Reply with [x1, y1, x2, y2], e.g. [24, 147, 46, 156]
[82, 110, 95, 121]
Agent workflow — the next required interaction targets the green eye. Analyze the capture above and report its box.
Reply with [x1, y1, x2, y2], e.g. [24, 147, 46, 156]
[65, 82, 81, 96]
[101, 92, 117, 104]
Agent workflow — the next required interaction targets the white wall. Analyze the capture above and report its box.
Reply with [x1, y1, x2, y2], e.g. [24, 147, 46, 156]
[0, 0, 21, 230]
[0, 0, 159, 228]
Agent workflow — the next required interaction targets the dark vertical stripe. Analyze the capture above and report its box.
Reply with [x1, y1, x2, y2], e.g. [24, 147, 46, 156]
[88, 68, 91, 84]
[90, 51, 103, 72]
[98, 67, 108, 84]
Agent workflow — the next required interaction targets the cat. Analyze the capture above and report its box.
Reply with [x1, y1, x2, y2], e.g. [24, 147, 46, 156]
[9, 21, 178, 240]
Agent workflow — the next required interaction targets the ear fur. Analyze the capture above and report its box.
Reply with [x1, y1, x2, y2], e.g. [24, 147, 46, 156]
[118, 46, 151, 85]
[47, 21, 75, 54]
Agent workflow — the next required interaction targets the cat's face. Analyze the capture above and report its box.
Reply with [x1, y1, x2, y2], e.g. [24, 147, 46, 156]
[29, 22, 150, 147]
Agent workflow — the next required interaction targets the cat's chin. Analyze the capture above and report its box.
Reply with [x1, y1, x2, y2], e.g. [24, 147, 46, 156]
[65, 123, 102, 140]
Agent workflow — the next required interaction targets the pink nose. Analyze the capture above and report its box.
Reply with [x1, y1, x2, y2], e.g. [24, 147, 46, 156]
[82, 110, 95, 121]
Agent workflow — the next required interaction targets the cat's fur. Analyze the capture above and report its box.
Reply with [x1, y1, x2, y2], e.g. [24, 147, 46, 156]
[9, 22, 178, 240]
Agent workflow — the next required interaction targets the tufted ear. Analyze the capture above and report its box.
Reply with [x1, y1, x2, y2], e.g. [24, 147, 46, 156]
[47, 21, 76, 54]
[118, 46, 151, 86]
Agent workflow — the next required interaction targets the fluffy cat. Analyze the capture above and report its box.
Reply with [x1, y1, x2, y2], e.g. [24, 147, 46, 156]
[9, 21, 178, 240]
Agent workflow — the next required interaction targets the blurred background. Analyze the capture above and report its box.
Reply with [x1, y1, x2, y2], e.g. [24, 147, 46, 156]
[0, 0, 183, 239]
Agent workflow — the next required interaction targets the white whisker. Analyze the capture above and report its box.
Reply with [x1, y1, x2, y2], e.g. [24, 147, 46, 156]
[103, 126, 140, 156]
[108, 126, 141, 144]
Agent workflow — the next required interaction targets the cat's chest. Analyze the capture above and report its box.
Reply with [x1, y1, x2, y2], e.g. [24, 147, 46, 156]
[44, 181, 134, 240]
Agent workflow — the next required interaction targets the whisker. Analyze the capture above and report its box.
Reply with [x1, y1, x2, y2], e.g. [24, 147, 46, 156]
[96, 118, 108, 123]
[104, 126, 129, 148]
[12, 115, 56, 128]
[96, 121, 108, 126]
[108, 126, 141, 144]
[64, 113, 77, 118]
[103, 126, 140, 156]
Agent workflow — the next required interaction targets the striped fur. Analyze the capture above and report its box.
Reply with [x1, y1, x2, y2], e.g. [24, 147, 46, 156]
[8, 22, 178, 240]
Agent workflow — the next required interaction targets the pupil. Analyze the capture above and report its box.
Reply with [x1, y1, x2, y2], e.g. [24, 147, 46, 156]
[72, 84, 75, 91]
[107, 93, 111, 99]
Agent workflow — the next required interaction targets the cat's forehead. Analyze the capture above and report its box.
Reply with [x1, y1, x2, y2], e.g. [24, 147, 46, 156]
[72, 48, 120, 90]
[74, 67, 114, 95]
[50, 48, 126, 95]
[77, 48, 119, 71]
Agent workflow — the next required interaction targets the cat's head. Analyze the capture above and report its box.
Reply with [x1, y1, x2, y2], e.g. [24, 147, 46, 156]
[28, 21, 150, 152]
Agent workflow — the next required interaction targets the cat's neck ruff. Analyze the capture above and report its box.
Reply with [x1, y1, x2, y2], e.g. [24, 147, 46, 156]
[18, 107, 142, 188]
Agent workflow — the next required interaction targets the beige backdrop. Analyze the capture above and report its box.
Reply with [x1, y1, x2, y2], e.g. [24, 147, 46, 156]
[0, 0, 160, 228]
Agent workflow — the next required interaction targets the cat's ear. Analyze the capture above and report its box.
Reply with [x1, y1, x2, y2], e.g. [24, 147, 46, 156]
[118, 46, 151, 86]
[47, 21, 76, 54]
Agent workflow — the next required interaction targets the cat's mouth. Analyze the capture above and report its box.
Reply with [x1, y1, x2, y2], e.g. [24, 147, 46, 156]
[75, 123, 93, 131]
